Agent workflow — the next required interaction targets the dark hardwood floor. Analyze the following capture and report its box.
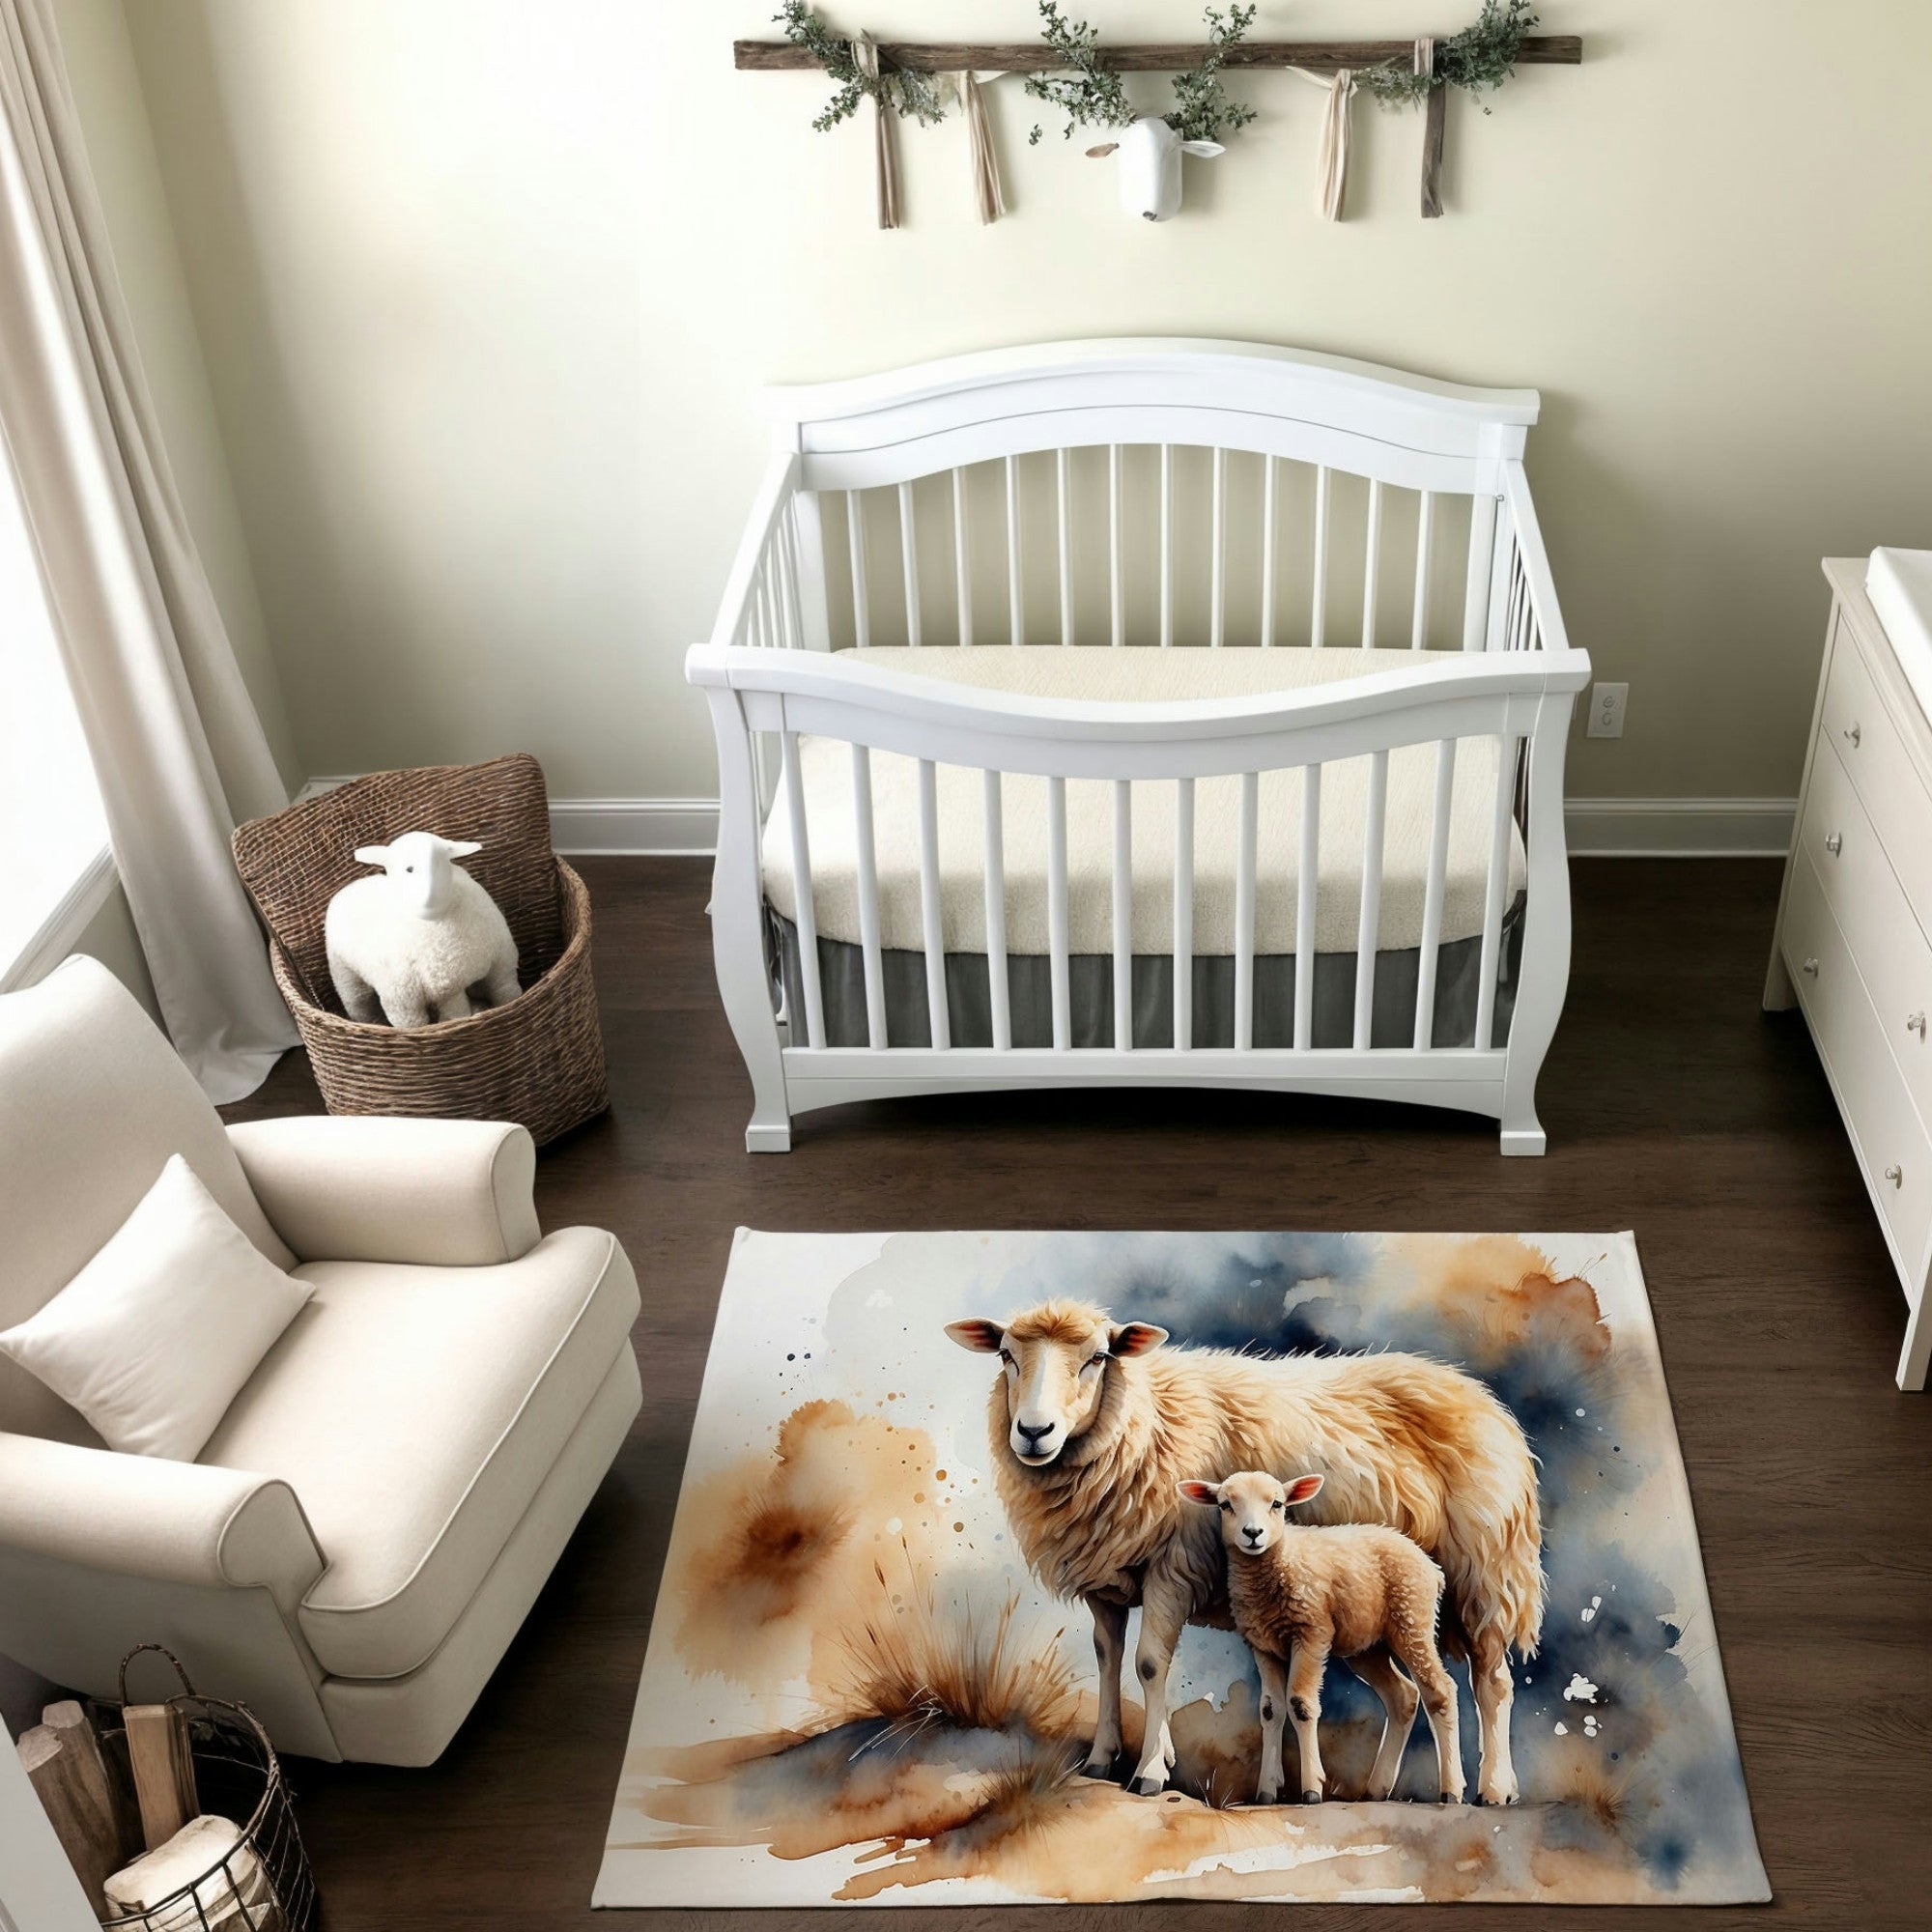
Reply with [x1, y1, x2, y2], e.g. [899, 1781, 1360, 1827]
[222, 856, 1932, 1929]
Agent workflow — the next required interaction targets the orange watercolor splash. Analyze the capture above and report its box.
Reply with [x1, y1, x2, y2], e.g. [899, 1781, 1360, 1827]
[672, 1399, 949, 1700]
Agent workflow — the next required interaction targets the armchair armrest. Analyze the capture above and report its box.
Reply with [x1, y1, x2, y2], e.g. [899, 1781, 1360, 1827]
[226, 1117, 541, 1265]
[0, 1432, 324, 1599]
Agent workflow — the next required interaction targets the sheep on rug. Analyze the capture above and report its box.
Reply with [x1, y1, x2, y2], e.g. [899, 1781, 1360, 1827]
[324, 832, 521, 1028]
[945, 1299, 1541, 1804]
[1180, 1469, 1463, 1807]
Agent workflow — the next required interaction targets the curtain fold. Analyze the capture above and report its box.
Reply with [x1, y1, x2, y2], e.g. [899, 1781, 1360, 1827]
[0, 0, 295, 1100]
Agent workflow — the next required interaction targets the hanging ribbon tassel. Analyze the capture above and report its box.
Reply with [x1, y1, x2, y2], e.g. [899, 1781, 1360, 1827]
[1416, 37, 1446, 218]
[1311, 69, 1354, 222]
[854, 34, 900, 230]
[960, 71, 1007, 224]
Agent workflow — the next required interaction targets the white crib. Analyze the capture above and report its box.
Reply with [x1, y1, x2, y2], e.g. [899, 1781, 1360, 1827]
[689, 339, 1588, 1153]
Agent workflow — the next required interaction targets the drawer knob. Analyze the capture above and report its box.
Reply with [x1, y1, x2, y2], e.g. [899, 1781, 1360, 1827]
[1846, 722, 1862, 747]
[1910, 1012, 1927, 1039]
[1802, 957, 1820, 977]
[1825, 831, 1844, 856]
[1886, 1163, 1904, 1187]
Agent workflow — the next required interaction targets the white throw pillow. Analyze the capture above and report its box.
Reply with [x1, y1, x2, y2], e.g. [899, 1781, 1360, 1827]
[0, 1154, 311, 1460]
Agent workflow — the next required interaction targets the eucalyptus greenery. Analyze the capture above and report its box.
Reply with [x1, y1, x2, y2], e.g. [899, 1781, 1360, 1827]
[1024, 3, 1134, 143]
[1356, 0, 1539, 113]
[1166, 6, 1260, 144]
[776, 2, 947, 132]
[1025, 2, 1258, 146]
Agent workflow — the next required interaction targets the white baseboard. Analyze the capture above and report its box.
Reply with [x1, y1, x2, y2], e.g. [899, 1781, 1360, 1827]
[298, 779, 721, 857]
[300, 781, 1795, 862]
[1563, 797, 1795, 858]
[547, 797, 719, 855]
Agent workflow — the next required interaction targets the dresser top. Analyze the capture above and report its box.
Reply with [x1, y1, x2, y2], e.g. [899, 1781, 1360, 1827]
[1825, 556, 1932, 785]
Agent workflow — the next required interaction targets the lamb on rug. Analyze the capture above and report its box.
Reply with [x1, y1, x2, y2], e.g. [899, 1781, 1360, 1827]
[596, 1232, 1769, 1909]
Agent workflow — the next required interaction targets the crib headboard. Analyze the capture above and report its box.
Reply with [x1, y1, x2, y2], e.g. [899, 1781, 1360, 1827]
[768, 338, 1539, 497]
[722, 338, 1561, 658]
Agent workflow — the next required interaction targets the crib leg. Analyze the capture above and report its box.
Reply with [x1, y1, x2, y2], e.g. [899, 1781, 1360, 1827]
[705, 684, 794, 1155]
[1498, 1112, 1547, 1158]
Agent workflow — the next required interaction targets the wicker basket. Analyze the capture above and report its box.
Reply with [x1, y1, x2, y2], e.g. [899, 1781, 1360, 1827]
[99, 1647, 316, 1932]
[232, 753, 609, 1146]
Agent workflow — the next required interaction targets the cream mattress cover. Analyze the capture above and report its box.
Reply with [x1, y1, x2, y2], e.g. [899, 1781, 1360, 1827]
[760, 645, 1526, 957]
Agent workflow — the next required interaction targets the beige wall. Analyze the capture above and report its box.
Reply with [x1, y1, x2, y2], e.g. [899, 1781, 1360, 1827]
[101, 0, 1932, 808]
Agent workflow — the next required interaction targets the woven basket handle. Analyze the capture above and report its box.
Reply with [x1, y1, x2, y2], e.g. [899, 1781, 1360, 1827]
[119, 1642, 197, 1707]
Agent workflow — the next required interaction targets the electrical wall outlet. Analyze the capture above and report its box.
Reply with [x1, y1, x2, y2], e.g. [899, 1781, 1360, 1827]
[1586, 681, 1629, 739]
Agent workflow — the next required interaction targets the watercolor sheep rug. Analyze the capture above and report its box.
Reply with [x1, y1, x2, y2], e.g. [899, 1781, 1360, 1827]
[596, 1231, 1768, 1909]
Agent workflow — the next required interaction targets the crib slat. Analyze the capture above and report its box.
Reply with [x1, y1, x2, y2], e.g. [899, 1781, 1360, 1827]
[1109, 444, 1125, 648]
[1311, 465, 1330, 647]
[914, 758, 950, 1049]
[1462, 490, 1494, 651]
[1410, 490, 1434, 650]
[1352, 750, 1389, 1050]
[952, 467, 974, 645]
[1057, 448, 1073, 647]
[1174, 777, 1195, 1051]
[1112, 779, 1132, 1048]
[780, 731, 825, 1049]
[1159, 444, 1175, 648]
[1513, 553, 1535, 652]
[1475, 735, 1518, 1049]
[1261, 457, 1278, 648]
[1362, 478, 1383, 648]
[1413, 737, 1457, 1049]
[851, 743, 886, 1047]
[1210, 448, 1228, 647]
[846, 490, 869, 650]
[1047, 776, 1070, 1050]
[1006, 454, 1024, 646]
[982, 768, 1011, 1050]
[779, 502, 804, 649]
[748, 561, 768, 650]
[897, 481, 922, 647]
[1295, 763, 1321, 1048]
[1235, 770, 1258, 1050]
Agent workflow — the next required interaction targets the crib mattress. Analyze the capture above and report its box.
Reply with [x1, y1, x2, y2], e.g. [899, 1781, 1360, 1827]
[760, 645, 1527, 957]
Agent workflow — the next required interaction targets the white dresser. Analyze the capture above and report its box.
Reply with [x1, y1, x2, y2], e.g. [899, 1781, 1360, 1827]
[1768, 558, 1932, 1388]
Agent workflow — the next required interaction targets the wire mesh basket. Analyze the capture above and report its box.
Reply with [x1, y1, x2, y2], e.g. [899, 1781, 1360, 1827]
[98, 1647, 317, 1932]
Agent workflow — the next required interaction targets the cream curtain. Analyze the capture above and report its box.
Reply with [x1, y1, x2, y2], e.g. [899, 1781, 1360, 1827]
[0, 0, 295, 1100]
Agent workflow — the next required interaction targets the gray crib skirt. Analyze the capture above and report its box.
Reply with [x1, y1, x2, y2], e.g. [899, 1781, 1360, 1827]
[769, 897, 1522, 1052]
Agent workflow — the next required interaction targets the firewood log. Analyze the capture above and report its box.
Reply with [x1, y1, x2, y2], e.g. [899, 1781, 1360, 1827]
[16, 1723, 119, 1916]
[41, 1698, 135, 1866]
[122, 1702, 198, 1852]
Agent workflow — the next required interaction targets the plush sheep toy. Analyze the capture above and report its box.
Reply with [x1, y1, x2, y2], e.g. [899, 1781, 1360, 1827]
[324, 832, 521, 1028]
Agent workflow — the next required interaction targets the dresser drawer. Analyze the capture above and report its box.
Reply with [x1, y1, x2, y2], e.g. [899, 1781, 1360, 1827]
[1783, 851, 1932, 1278]
[1798, 735, 1932, 1130]
[1820, 620, 1932, 938]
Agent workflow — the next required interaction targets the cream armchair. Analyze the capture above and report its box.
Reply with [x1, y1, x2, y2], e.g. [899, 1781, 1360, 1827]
[0, 958, 640, 1765]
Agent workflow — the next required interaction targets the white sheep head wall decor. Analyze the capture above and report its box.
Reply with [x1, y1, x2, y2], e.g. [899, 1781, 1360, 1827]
[1085, 120, 1225, 222]
[1026, 2, 1256, 222]
[323, 831, 523, 1030]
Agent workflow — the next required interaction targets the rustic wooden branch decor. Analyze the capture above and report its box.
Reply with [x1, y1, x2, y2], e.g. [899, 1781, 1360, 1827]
[735, 37, 1582, 74]
[743, 26, 1578, 221]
